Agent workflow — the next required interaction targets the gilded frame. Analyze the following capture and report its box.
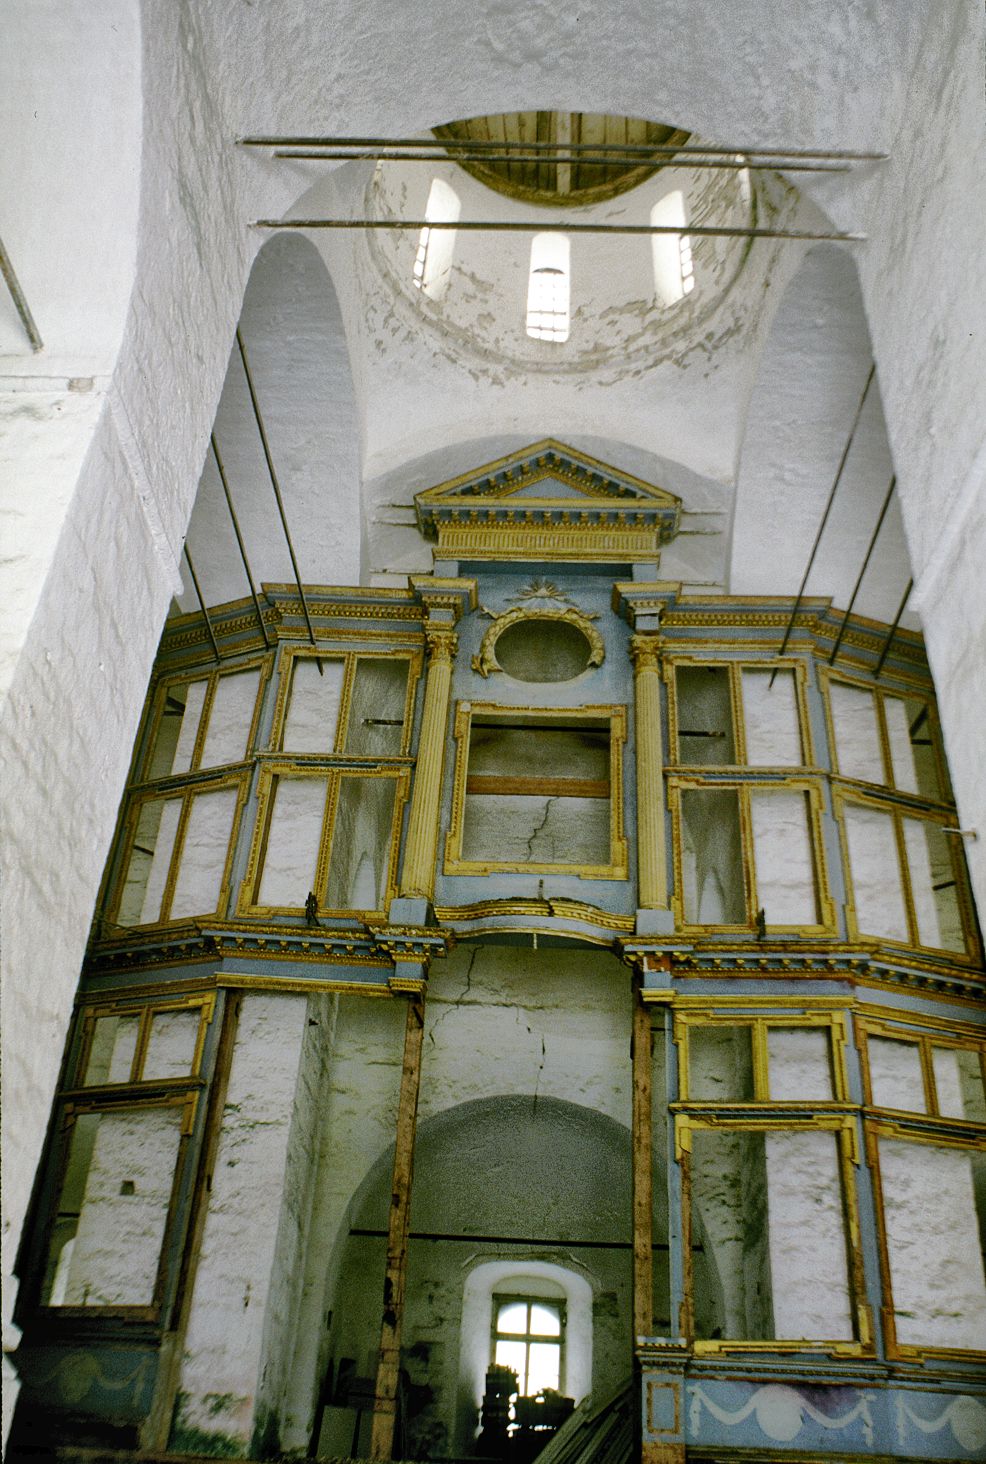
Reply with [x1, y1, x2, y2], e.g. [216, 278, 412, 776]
[106, 772, 249, 931]
[239, 761, 411, 918]
[674, 1009, 850, 1106]
[676, 1110, 869, 1356]
[34, 1088, 198, 1321]
[667, 776, 835, 935]
[71, 991, 217, 1092]
[834, 787, 979, 963]
[137, 653, 271, 785]
[856, 1014, 986, 1125]
[443, 702, 629, 880]
[819, 666, 950, 805]
[666, 655, 815, 772]
[270, 646, 422, 758]
[864, 1117, 986, 1361]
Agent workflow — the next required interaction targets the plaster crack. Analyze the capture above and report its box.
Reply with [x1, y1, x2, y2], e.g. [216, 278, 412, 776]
[526, 798, 557, 861]
[428, 948, 478, 1046]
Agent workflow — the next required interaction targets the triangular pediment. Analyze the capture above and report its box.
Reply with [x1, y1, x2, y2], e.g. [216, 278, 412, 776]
[415, 440, 680, 563]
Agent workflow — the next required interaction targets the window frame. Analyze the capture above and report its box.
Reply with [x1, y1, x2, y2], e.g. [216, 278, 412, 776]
[32, 1090, 198, 1322]
[239, 762, 411, 917]
[857, 1015, 986, 1125]
[834, 788, 978, 961]
[864, 1117, 986, 1361]
[136, 654, 270, 786]
[667, 656, 814, 771]
[22, 986, 221, 1326]
[676, 1109, 868, 1356]
[672, 1003, 868, 1355]
[820, 668, 950, 804]
[105, 771, 249, 931]
[490, 1292, 567, 1399]
[667, 776, 835, 935]
[270, 646, 421, 759]
[674, 1009, 851, 1108]
[71, 991, 216, 1093]
[443, 702, 628, 879]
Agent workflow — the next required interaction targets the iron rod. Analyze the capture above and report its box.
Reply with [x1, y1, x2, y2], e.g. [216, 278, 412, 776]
[273, 148, 849, 174]
[0, 234, 43, 351]
[235, 327, 322, 670]
[873, 577, 914, 679]
[211, 432, 272, 650]
[255, 218, 865, 242]
[773, 363, 876, 680]
[183, 544, 222, 664]
[241, 134, 888, 161]
[828, 473, 897, 665]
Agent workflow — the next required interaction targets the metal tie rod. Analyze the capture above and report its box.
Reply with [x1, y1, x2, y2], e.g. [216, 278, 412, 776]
[773, 363, 876, 680]
[183, 544, 222, 664]
[211, 432, 272, 650]
[240, 135, 889, 162]
[235, 327, 323, 670]
[0, 234, 43, 352]
[873, 577, 913, 680]
[273, 149, 850, 174]
[255, 218, 865, 243]
[828, 473, 898, 665]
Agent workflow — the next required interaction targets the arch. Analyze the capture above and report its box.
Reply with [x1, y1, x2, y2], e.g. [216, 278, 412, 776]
[311, 1095, 658, 1457]
[730, 244, 914, 623]
[176, 233, 362, 609]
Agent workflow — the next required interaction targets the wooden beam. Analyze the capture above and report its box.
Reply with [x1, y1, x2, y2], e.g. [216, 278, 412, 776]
[370, 992, 426, 1459]
[465, 774, 610, 798]
[631, 975, 654, 1348]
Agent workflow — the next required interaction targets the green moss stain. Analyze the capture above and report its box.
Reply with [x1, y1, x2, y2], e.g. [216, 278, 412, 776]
[169, 1391, 245, 1457]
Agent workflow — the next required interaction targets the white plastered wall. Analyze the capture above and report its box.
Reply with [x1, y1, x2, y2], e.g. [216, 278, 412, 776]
[2, 3, 986, 1443]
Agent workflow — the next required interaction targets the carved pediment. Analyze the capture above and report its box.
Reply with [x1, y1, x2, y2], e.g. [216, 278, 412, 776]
[414, 439, 681, 563]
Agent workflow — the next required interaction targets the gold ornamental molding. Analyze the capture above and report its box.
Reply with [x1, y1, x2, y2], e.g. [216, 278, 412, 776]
[472, 604, 604, 678]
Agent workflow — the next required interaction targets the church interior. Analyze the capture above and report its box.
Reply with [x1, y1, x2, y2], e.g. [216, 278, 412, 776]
[2, 6, 986, 1463]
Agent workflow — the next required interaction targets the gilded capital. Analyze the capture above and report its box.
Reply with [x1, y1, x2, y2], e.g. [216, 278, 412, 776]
[425, 626, 458, 664]
[630, 633, 662, 672]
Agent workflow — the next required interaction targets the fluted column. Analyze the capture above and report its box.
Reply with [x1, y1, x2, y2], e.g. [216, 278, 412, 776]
[631, 633, 670, 911]
[400, 625, 457, 899]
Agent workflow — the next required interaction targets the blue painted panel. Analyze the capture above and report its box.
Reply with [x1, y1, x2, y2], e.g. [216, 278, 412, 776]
[641, 1368, 986, 1459]
[15, 1343, 158, 1421]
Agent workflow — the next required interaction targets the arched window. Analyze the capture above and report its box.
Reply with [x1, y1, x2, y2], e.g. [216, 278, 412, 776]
[413, 178, 461, 300]
[459, 1260, 592, 1441]
[492, 1294, 564, 1395]
[650, 190, 694, 306]
[526, 233, 571, 341]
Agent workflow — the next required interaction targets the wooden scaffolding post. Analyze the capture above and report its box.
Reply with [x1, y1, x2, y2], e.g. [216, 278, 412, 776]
[631, 973, 654, 1347]
[370, 990, 426, 1459]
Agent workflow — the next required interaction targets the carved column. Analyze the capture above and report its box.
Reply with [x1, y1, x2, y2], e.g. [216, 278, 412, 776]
[631, 633, 670, 910]
[400, 625, 457, 899]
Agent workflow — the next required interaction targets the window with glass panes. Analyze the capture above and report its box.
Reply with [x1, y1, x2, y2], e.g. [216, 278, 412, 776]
[491, 1296, 565, 1396]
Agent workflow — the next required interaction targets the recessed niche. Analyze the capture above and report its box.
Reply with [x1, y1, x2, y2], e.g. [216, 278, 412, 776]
[493, 617, 593, 682]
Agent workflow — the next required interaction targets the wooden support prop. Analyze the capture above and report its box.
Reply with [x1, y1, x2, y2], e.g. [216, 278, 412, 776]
[631, 975, 654, 1348]
[370, 991, 426, 1459]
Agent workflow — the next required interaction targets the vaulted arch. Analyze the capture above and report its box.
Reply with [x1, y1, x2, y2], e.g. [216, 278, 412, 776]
[730, 245, 914, 624]
[177, 233, 362, 610]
